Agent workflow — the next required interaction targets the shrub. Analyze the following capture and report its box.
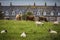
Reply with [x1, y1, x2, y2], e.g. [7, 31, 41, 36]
[26, 12, 33, 16]
[22, 14, 27, 20]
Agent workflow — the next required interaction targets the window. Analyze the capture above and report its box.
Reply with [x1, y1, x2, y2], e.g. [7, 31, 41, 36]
[19, 11, 22, 14]
[58, 12, 60, 15]
[50, 11, 54, 16]
[5, 11, 9, 15]
[37, 10, 40, 16]
[50, 17, 56, 21]
[43, 11, 46, 16]
[12, 11, 15, 15]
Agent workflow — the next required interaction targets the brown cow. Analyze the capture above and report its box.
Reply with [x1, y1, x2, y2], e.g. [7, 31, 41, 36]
[39, 17, 48, 22]
[26, 15, 35, 21]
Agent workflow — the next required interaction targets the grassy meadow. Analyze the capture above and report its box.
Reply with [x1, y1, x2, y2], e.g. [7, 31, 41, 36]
[0, 20, 60, 40]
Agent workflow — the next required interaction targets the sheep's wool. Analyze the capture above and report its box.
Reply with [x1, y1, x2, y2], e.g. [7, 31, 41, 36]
[54, 21, 59, 24]
[20, 32, 26, 37]
[35, 21, 44, 25]
[1, 30, 6, 34]
[50, 30, 57, 34]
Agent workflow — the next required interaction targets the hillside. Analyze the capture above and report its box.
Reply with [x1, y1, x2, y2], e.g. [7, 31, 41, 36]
[0, 20, 60, 40]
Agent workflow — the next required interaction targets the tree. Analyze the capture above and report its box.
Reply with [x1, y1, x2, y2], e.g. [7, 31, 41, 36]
[26, 12, 33, 16]
[22, 14, 27, 20]
[22, 12, 33, 20]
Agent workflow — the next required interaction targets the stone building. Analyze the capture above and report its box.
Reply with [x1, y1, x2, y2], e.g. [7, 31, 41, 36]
[0, 2, 60, 22]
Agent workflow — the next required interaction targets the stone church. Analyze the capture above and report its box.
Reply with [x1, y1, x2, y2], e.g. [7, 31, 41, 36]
[0, 2, 60, 22]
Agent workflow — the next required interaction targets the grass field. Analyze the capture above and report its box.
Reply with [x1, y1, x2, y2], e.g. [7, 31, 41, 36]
[0, 20, 60, 40]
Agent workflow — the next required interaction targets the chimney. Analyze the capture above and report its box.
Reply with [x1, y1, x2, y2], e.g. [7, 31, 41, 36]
[55, 2, 57, 7]
[10, 2, 12, 6]
[34, 2, 35, 6]
[0, 2, 1, 6]
[45, 2, 47, 6]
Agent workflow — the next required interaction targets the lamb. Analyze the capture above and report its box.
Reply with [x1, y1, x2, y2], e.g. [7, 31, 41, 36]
[20, 32, 26, 38]
[35, 21, 44, 26]
[48, 29, 57, 34]
[1, 30, 7, 34]
[53, 21, 59, 25]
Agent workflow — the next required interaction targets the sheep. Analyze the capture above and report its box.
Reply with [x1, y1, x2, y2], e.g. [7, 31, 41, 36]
[1, 30, 7, 34]
[53, 21, 59, 25]
[48, 29, 57, 34]
[35, 21, 44, 26]
[20, 32, 26, 38]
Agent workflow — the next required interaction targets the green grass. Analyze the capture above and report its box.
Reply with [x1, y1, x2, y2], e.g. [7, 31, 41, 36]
[0, 20, 60, 40]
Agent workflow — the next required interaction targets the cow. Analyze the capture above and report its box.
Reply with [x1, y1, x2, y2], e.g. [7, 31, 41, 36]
[26, 15, 35, 21]
[39, 17, 48, 22]
[16, 14, 21, 20]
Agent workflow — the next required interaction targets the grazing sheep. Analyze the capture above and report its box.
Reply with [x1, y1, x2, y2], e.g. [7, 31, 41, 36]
[35, 21, 44, 26]
[53, 21, 59, 25]
[20, 32, 26, 38]
[1, 30, 7, 34]
[48, 29, 57, 34]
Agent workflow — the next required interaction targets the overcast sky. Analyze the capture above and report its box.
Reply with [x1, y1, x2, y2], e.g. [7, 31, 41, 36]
[0, 0, 60, 6]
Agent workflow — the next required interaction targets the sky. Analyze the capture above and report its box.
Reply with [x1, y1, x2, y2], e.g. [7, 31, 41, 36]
[0, 0, 60, 6]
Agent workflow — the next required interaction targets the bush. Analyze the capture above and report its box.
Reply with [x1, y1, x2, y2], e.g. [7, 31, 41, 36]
[22, 14, 27, 20]
[26, 12, 33, 16]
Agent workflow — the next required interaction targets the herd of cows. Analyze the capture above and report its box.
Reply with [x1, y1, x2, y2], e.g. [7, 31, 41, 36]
[16, 14, 48, 22]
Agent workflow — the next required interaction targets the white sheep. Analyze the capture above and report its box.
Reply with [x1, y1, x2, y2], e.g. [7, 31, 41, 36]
[35, 21, 44, 26]
[49, 29, 57, 34]
[20, 32, 26, 38]
[54, 21, 59, 25]
[1, 30, 7, 34]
